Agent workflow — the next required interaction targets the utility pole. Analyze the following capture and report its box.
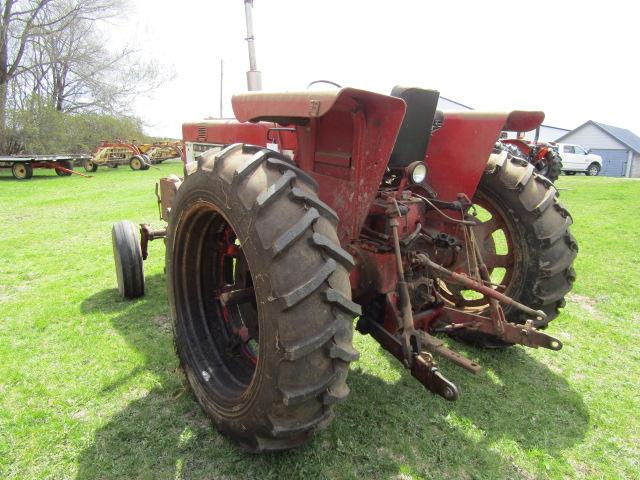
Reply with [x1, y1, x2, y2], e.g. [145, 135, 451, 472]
[243, 0, 262, 91]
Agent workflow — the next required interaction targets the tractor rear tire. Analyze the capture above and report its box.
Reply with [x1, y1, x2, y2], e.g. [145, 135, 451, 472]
[112, 220, 145, 298]
[55, 160, 73, 176]
[538, 150, 562, 183]
[166, 144, 359, 452]
[84, 160, 98, 173]
[453, 153, 577, 347]
[12, 163, 33, 180]
[141, 154, 151, 170]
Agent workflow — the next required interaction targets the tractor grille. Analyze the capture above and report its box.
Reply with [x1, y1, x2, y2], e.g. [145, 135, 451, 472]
[197, 125, 206, 141]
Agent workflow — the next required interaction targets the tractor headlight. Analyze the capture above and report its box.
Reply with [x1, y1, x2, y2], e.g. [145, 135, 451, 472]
[408, 162, 427, 184]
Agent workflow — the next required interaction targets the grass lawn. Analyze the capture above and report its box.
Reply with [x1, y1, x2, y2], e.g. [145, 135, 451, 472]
[1, 164, 639, 479]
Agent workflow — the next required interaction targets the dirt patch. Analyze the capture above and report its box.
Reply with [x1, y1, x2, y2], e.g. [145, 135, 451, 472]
[566, 293, 598, 315]
[153, 314, 172, 333]
[72, 409, 88, 420]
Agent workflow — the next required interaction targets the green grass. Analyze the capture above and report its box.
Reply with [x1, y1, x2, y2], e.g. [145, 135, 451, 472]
[1, 166, 639, 479]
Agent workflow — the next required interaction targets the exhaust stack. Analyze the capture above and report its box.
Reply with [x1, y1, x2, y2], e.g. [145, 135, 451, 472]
[244, 0, 262, 91]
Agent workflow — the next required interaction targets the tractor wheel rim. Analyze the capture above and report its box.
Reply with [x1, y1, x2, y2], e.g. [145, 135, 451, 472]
[437, 193, 516, 310]
[16, 165, 26, 177]
[132, 159, 140, 169]
[175, 203, 259, 401]
[215, 224, 260, 365]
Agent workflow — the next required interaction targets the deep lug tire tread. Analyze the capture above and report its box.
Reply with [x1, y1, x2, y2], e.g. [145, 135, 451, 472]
[167, 144, 358, 452]
[544, 151, 562, 183]
[456, 152, 577, 346]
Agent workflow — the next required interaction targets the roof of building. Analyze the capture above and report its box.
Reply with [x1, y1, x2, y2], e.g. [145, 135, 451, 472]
[439, 96, 473, 110]
[438, 96, 569, 133]
[542, 125, 570, 133]
[557, 120, 640, 154]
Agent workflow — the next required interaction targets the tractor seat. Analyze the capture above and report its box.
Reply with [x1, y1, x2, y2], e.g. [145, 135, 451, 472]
[389, 86, 441, 167]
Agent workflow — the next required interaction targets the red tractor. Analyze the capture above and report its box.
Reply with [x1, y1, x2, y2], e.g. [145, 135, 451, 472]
[500, 135, 563, 182]
[112, 85, 577, 451]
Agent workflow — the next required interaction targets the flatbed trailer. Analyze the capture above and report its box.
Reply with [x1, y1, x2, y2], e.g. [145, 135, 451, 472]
[0, 154, 92, 180]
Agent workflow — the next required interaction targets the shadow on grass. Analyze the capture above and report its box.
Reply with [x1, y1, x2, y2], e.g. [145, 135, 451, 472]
[0, 174, 63, 181]
[76, 276, 588, 479]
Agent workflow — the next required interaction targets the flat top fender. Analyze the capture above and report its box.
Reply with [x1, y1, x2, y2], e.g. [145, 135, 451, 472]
[232, 88, 405, 125]
[425, 110, 545, 203]
[232, 88, 407, 244]
[503, 110, 545, 132]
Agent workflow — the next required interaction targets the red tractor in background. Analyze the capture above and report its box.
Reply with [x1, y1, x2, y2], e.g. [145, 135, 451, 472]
[500, 134, 563, 182]
[112, 86, 577, 451]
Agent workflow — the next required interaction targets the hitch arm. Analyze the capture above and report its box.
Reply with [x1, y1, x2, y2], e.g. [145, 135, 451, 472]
[365, 318, 460, 401]
[58, 165, 92, 178]
[414, 254, 562, 351]
[443, 307, 563, 351]
[417, 254, 547, 322]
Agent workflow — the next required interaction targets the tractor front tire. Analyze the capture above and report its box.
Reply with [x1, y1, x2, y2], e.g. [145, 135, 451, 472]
[454, 154, 577, 347]
[166, 144, 359, 452]
[112, 220, 145, 298]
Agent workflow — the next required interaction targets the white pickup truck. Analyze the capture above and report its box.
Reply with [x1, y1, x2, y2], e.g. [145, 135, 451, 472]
[555, 143, 602, 176]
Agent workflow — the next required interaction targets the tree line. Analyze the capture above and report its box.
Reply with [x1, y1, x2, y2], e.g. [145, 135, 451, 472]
[1, 0, 163, 154]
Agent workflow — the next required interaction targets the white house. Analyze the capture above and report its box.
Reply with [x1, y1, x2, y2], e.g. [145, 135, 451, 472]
[556, 121, 640, 177]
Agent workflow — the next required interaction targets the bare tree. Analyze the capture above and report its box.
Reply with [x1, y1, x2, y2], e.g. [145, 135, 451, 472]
[0, 0, 122, 129]
[39, 17, 163, 114]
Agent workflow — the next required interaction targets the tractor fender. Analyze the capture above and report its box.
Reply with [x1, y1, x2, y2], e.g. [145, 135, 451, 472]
[425, 110, 544, 203]
[232, 88, 407, 245]
[232, 87, 405, 126]
[503, 110, 545, 132]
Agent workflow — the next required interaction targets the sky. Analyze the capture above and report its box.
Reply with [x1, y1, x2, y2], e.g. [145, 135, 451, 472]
[113, 0, 639, 138]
